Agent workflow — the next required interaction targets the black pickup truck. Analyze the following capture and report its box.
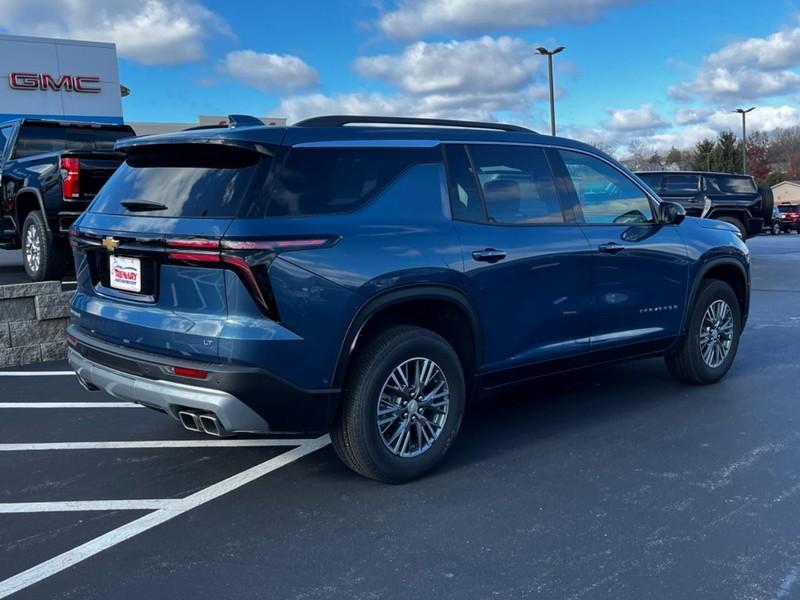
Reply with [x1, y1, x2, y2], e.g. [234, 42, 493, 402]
[636, 171, 774, 239]
[0, 119, 135, 280]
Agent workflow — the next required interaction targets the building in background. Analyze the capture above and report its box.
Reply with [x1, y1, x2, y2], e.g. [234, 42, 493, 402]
[130, 116, 287, 136]
[0, 34, 123, 124]
[772, 180, 800, 204]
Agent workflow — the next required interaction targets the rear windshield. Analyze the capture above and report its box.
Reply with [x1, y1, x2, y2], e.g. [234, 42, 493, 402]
[89, 145, 265, 218]
[13, 124, 133, 158]
[704, 175, 757, 194]
[262, 146, 439, 217]
[779, 204, 799, 213]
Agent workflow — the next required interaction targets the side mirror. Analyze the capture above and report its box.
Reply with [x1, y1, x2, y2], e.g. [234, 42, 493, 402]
[659, 201, 686, 225]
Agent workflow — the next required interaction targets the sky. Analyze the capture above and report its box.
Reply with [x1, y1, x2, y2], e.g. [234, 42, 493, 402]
[1, 0, 799, 155]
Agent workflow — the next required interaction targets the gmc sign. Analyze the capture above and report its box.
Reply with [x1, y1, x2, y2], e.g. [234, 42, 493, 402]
[8, 72, 101, 93]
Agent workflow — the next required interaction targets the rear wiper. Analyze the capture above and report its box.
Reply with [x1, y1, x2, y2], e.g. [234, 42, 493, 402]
[121, 200, 168, 212]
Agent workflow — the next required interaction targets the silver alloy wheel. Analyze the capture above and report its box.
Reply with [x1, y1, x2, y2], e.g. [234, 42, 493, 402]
[774, 222, 781, 235]
[377, 357, 450, 458]
[699, 299, 734, 368]
[25, 222, 42, 273]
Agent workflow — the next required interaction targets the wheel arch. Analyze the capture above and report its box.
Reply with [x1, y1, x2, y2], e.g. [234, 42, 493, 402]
[331, 285, 484, 390]
[684, 257, 749, 333]
[14, 187, 49, 233]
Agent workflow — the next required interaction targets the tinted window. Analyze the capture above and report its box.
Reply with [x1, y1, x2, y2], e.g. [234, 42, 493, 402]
[13, 125, 132, 158]
[267, 147, 437, 216]
[0, 126, 12, 158]
[560, 150, 654, 224]
[705, 175, 757, 194]
[468, 145, 563, 224]
[90, 145, 264, 218]
[444, 145, 484, 222]
[664, 174, 700, 192]
[779, 204, 799, 213]
[637, 173, 662, 190]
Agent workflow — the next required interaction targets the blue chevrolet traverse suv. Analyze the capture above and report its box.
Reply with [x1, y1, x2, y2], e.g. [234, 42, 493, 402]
[68, 115, 750, 482]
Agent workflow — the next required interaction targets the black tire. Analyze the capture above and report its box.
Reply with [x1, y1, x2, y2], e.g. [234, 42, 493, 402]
[665, 280, 741, 385]
[21, 211, 66, 281]
[758, 185, 774, 221]
[717, 216, 747, 240]
[331, 325, 465, 483]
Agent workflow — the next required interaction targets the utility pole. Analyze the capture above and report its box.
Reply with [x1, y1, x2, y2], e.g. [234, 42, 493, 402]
[537, 46, 565, 136]
[734, 107, 755, 174]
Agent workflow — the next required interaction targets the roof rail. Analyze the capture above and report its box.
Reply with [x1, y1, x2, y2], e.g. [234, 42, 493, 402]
[294, 115, 535, 133]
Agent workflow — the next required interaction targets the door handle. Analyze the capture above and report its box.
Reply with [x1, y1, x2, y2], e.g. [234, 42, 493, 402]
[472, 248, 507, 263]
[598, 242, 625, 254]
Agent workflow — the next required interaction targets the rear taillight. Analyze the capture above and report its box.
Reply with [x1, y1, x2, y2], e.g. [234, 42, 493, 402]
[164, 236, 339, 322]
[61, 158, 80, 199]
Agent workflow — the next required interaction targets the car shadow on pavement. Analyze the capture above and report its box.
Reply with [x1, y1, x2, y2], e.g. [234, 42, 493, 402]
[436, 357, 686, 476]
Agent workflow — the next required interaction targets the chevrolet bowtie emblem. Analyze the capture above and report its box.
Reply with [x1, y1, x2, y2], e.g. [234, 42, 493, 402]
[102, 237, 119, 251]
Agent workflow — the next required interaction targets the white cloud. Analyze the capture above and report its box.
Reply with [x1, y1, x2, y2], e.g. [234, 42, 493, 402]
[0, 0, 229, 65]
[670, 67, 800, 102]
[671, 23, 800, 103]
[675, 107, 711, 125]
[605, 104, 669, 132]
[377, 0, 634, 39]
[707, 24, 800, 71]
[222, 50, 319, 93]
[275, 90, 541, 123]
[354, 36, 541, 96]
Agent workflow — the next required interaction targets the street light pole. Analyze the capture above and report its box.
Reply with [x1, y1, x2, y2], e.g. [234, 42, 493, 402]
[537, 46, 565, 136]
[734, 107, 755, 174]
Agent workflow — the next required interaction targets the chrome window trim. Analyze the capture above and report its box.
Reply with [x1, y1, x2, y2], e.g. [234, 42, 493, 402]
[440, 140, 664, 211]
[294, 139, 441, 148]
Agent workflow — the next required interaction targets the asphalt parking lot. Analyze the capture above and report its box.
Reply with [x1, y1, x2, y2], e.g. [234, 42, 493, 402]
[1, 234, 800, 599]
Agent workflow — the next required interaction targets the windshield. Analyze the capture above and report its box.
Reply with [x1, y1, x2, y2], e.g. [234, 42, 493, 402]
[779, 204, 799, 213]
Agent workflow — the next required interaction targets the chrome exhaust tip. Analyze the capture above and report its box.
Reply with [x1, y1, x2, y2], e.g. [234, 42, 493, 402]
[178, 410, 202, 433]
[75, 373, 99, 392]
[198, 414, 224, 437]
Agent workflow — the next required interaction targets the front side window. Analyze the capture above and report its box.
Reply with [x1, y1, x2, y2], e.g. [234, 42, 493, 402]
[467, 145, 564, 224]
[637, 173, 663, 191]
[444, 145, 484, 222]
[560, 150, 654, 225]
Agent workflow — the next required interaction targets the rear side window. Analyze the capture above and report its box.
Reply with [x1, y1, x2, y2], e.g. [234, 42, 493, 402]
[704, 175, 757, 194]
[467, 145, 564, 224]
[13, 124, 132, 158]
[266, 146, 438, 216]
[637, 173, 663, 190]
[664, 174, 699, 193]
[89, 145, 264, 218]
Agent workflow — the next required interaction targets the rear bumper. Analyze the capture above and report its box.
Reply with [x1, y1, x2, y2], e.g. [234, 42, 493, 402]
[69, 347, 271, 434]
[67, 325, 339, 433]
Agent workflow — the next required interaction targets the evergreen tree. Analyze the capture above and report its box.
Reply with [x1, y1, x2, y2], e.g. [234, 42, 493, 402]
[691, 139, 715, 171]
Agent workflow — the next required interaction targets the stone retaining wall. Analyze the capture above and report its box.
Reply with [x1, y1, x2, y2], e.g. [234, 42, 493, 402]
[0, 281, 73, 367]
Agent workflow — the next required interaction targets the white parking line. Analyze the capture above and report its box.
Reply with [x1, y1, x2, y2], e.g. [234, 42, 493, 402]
[0, 439, 314, 451]
[0, 371, 74, 377]
[0, 500, 182, 513]
[0, 435, 330, 599]
[0, 402, 141, 409]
